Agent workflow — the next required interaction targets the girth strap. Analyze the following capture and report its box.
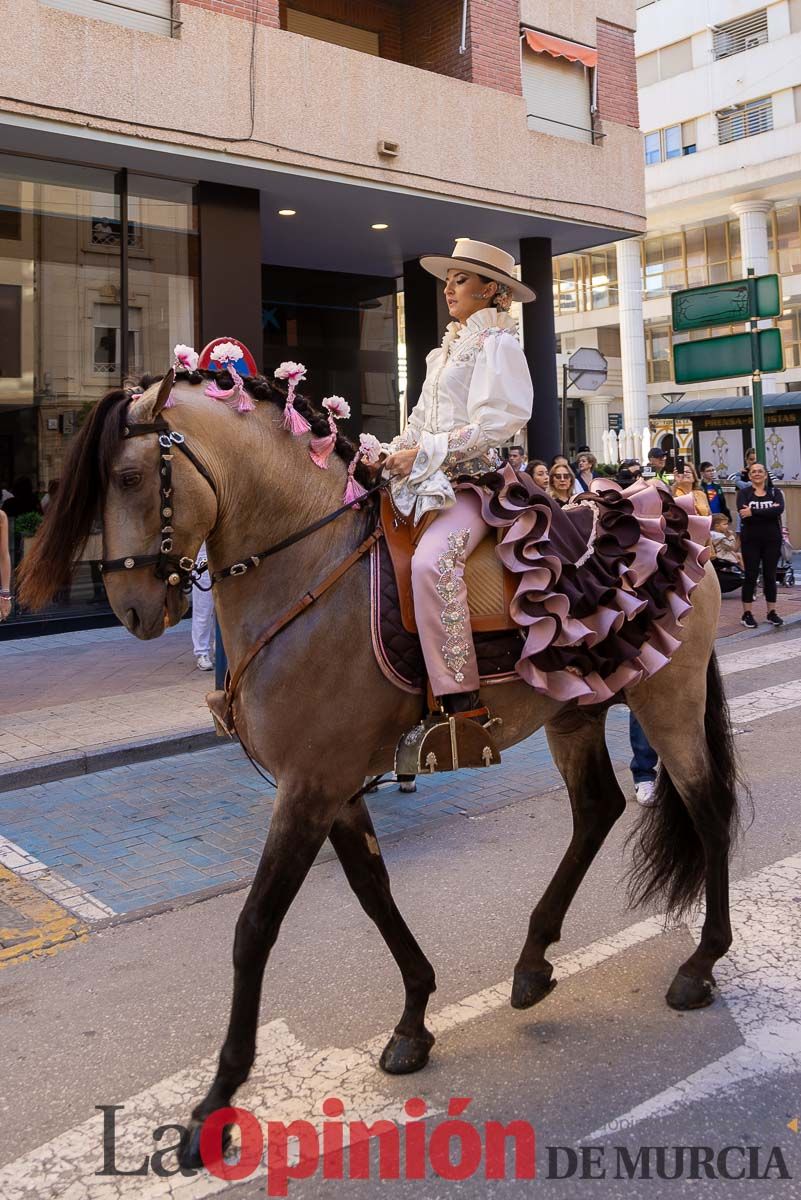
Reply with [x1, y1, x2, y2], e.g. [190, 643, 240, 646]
[224, 527, 383, 719]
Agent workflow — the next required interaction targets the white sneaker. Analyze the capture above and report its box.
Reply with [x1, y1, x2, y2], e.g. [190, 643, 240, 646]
[635, 781, 656, 807]
[196, 653, 213, 672]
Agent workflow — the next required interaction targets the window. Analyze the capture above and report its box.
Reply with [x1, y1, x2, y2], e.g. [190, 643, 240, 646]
[644, 121, 698, 164]
[92, 304, 140, 376]
[646, 324, 672, 383]
[770, 205, 801, 277]
[0, 284, 21, 378]
[40, 0, 174, 37]
[635, 37, 692, 86]
[712, 10, 768, 60]
[284, 9, 380, 55]
[552, 252, 618, 314]
[778, 306, 801, 370]
[523, 46, 593, 143]
[791, 0, 801, 34]
[717, 97, 773, 144]
[597, 325, 621, 358]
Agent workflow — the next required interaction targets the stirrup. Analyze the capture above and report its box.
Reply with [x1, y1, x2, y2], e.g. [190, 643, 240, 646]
[206, 690, 235, 738]
[395, 708, 502, 775]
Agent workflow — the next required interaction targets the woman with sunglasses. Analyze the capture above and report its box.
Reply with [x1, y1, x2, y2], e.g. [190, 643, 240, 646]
[548, 463, 576, 507]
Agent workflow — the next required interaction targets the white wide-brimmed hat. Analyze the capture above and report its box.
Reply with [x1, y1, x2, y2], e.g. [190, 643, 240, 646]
[419, 239, 536, 303]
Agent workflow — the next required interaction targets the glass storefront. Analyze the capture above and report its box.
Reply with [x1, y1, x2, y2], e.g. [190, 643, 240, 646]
[0, 154, 198, 630]
[262, 265, 399, 443]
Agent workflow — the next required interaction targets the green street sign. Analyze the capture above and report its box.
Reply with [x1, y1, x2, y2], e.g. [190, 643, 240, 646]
[671, 274, 781, 332]
[673, 328, 784, 384]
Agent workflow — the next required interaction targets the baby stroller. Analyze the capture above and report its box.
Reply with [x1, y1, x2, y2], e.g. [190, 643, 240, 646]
[712, 557, 745, 594]
[777, 528, 796, 588]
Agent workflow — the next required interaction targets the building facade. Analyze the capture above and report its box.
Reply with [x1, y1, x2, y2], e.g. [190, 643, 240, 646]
[554, 0, 801, 473]
[0, 0, 643, 631]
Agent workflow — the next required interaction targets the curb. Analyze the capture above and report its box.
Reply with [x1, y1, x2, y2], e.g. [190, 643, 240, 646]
[0, 728, 223, 795]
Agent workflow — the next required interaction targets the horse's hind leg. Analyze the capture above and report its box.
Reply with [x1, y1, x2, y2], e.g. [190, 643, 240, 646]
[329, 797, 437, 1074]
[179, 783, 342, 1166]
[512, 707, 626, 1009]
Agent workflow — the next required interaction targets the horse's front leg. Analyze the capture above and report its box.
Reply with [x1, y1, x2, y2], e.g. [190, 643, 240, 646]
[512, 707, 626, 1009]
[328, 797, 437, 1074]
[179, 781, 344, 1167]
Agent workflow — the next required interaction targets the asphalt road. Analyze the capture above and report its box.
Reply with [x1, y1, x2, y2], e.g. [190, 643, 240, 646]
[2, 626, 801, 1198]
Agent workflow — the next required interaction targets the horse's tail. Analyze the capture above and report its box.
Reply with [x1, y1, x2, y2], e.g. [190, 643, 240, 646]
[627, 651, 744, 919]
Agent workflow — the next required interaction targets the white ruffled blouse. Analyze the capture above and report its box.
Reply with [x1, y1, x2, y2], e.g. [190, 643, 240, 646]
[386, 308, 534, 522]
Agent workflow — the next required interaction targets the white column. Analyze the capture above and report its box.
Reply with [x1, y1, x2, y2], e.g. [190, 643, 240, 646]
[583, 394, 609, 460]
[731, 200, 772, 275]
[615, 238, 649, 437]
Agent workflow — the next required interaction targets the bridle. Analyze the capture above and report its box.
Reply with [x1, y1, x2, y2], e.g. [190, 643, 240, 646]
[100, 415, 217, 592]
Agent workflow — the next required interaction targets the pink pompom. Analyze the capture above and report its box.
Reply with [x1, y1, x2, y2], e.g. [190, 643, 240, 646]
[309, 433, 336, 469]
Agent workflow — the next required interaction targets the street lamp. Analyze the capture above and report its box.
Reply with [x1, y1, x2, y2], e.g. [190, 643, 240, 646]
[661, 391, 686, 474]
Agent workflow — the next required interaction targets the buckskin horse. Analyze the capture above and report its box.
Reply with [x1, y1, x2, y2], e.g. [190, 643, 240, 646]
[19, 370, 740, 1164]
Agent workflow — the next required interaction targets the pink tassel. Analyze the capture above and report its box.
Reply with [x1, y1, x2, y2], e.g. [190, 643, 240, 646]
[282, 383, 311, 435]
[230, 366, 254, 413]
[343, 475, 368, 505]
[309, 433, 336, 469]
[205, 380, 236, 401]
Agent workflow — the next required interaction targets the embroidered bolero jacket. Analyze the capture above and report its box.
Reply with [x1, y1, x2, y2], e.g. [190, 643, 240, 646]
[386, 308, 534, 523]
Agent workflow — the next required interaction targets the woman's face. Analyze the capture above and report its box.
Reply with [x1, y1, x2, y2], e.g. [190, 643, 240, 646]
[444, 270, 496, 323]
[531, 463, 549, 488]
[577, 456, 591, 473]
[749, 463, 768, 486]
[682, 464, 695, 484]
[551, 468, 573, 495]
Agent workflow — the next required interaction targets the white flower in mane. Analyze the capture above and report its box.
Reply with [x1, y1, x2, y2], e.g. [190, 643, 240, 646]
[274, 360, 307, 384]
[358, 433, 382, 464]
[210, 341, 242, 366]
[173, 344, 198, 371]
[323, 396, 350, 420]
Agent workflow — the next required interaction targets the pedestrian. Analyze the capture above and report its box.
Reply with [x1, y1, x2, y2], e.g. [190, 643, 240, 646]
[645, 446, 671, 485]
[192, 543, 215, 670]
[0, 509, 11, 622]
[630, 713, 658, 806]
[739, 462, 784, 629]
[732, 448, 757, 488]
[507, 445, 527, 472]
[615, 459, 642, 488]
[548, 462, 576, 507]
[40, 479, 60, 513]
[575, 451, 600, 492]
[571, 443, 591, 474]
[672, 461, 711, 517]
[710, 513, 743, 568]
[699, 462, 731, 520]
[524, 458, 549, 489]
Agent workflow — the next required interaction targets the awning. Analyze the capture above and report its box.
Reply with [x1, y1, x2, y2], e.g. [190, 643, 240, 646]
[655, 392, 801, 418]
[523, 29, 598, 69]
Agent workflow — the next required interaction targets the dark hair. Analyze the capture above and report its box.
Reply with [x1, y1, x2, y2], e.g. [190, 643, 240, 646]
[508, 445, 524, 455]
[549, 454, 568, 468]
[524, 458, 547, 478]
[699, 461, 713, 471]
[576, 444, 590, 453]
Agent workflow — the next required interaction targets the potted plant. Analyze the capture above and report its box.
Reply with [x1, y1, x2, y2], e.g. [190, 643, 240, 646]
[16, 511, 43, 558]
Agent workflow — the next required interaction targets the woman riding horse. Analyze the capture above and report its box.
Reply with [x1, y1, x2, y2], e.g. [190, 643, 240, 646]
[383, 239, 534, 724]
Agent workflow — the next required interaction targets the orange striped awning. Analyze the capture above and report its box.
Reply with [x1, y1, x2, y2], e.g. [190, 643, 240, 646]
[523, 29, 598, 69]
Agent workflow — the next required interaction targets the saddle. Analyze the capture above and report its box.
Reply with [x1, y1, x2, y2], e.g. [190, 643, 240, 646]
[379, 493, 516, 635]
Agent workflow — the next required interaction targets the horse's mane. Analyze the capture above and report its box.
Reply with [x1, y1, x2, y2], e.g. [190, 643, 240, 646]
[17, 370, 367, 611]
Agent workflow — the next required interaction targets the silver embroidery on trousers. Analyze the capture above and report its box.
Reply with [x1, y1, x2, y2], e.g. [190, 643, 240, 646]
[436, 528, 471, 684]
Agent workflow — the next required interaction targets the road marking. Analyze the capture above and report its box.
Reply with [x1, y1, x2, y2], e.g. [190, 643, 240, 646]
[588, 851, 801, 1139]
[719, 637, 801, 676]
[0, 836, 115, 922]
[0, 865, 86, 966]
[727, 679, 801, 725]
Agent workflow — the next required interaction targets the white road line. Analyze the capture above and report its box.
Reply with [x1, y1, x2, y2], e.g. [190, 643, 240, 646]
[719, 637, 801, 677]
[728, 679, 801, 724]
[0, 836, 115, 922]
[588, 851, 801, 1139]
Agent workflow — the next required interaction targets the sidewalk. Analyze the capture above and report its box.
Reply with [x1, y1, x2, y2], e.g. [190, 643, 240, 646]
[4, 564, 801, 791]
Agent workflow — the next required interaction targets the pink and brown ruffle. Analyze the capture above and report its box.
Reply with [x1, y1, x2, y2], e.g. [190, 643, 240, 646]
[463, 469, 711, 705]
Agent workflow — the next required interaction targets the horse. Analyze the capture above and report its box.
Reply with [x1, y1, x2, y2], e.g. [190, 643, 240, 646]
[19, 370, 741, 1165]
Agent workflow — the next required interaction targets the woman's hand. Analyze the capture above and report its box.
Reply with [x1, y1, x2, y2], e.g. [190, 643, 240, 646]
[383, 448, 418, 479]
[739, 506, 752, 519]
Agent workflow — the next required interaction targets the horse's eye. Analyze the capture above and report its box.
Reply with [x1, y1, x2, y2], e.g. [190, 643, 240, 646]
[120, 471, 142, 489]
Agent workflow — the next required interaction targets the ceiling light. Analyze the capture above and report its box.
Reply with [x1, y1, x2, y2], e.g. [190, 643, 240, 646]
[371, 223, 389, 230]
[278, 208, 296, 216]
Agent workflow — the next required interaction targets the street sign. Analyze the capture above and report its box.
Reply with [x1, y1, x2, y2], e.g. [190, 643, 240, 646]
[567, 347, 607, 391]
[673, 328, 784, 384]
[672, 274, 781, 332]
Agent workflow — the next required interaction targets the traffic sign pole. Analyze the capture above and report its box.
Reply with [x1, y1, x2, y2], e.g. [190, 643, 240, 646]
[747, 268, 767, 465]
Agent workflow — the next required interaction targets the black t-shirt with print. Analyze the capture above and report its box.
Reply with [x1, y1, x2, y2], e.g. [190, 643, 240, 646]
[738, 485, 784, 534]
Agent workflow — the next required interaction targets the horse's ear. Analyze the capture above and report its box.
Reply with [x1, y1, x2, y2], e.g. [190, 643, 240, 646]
[128, 369, 175, 425]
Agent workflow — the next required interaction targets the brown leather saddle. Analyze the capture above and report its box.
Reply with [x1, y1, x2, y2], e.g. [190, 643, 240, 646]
[379, 492, 516, 635]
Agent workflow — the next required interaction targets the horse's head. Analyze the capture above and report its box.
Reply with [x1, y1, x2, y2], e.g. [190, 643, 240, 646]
[18, 372, 217, 639]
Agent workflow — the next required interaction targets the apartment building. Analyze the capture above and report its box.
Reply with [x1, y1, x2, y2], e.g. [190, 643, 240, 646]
[0, 0, 643, 630]
[554, 0, 801, 473]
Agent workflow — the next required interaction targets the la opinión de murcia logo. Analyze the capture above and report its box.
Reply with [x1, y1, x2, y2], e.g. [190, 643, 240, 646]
[95, 1101, 792, 1194]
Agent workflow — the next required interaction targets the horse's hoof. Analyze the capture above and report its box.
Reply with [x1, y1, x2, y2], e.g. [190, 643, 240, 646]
[511, 968, 556, 1010]
[379, 1029, 434, 1075]
[666, 972, 716, 1010]
[177, 1117, 232, 1172]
